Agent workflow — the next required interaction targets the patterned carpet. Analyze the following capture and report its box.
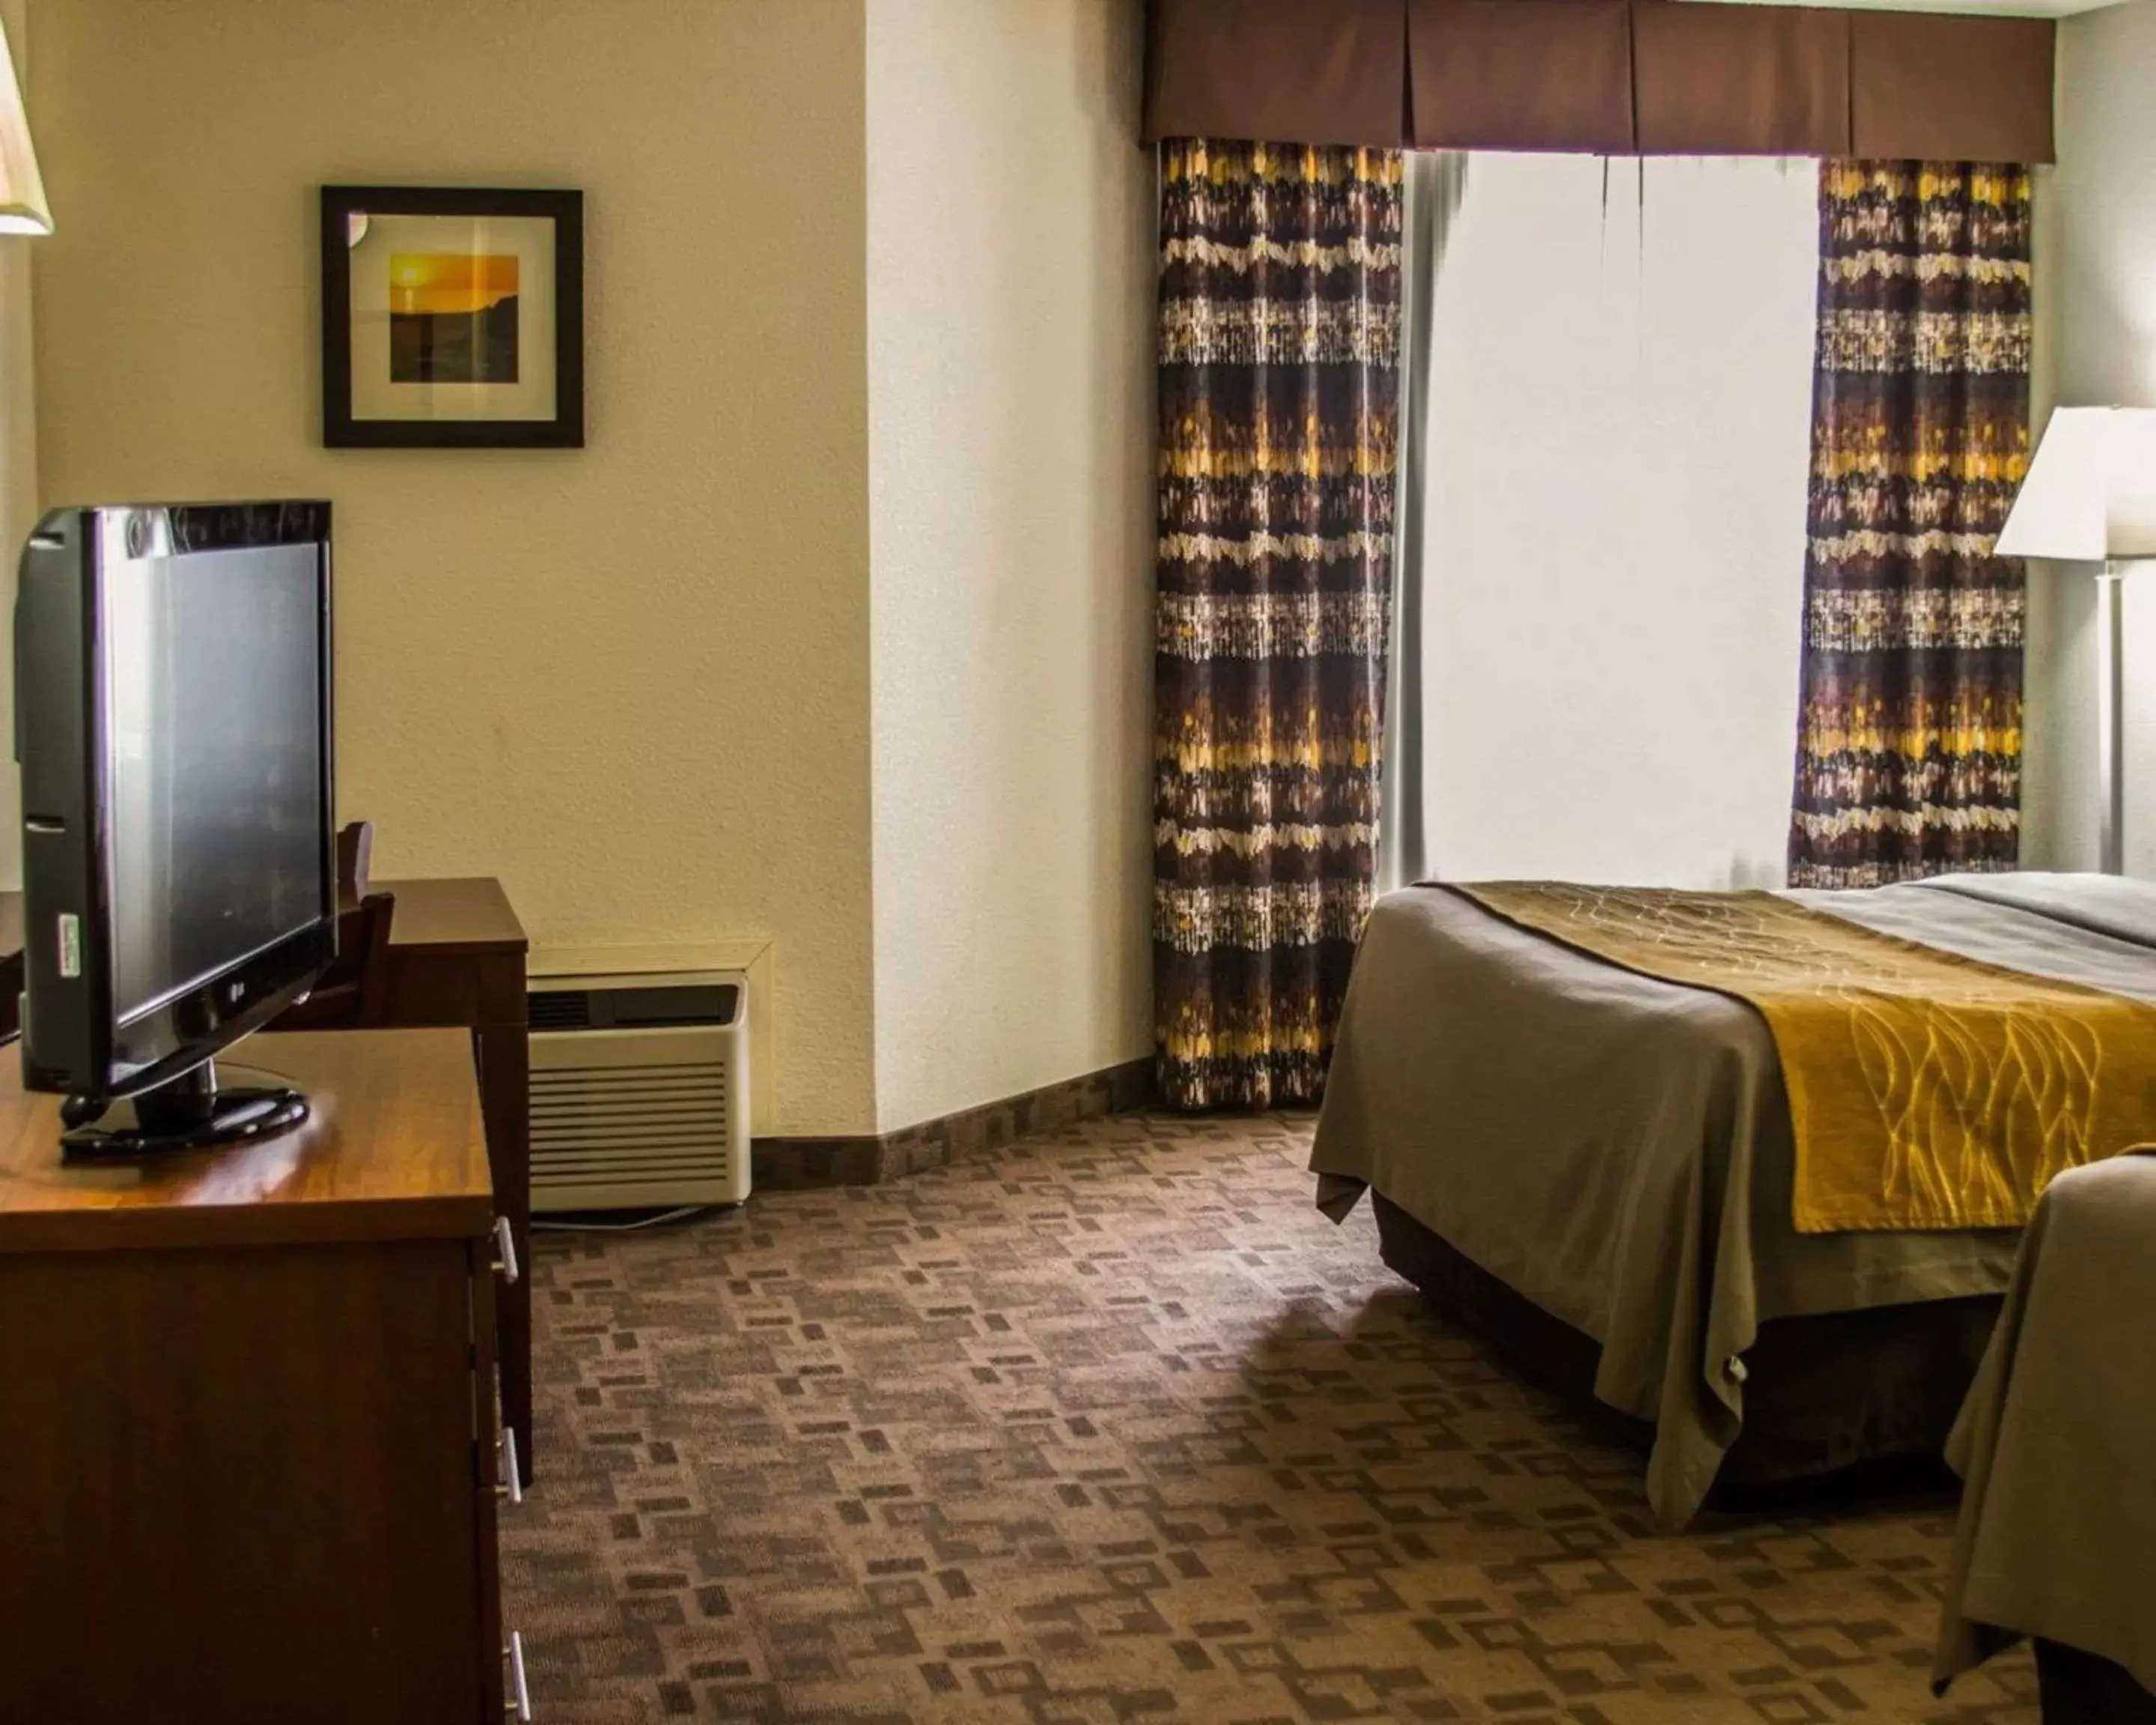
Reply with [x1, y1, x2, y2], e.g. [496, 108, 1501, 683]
[501, 1111, 2038, 1724]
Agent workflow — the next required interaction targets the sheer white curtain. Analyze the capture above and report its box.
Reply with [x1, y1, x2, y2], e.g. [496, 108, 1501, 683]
[1381, 153, 1819, 892]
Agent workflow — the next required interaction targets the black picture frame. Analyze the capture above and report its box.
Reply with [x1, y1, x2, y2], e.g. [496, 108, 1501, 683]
[319, 185, 585, 448]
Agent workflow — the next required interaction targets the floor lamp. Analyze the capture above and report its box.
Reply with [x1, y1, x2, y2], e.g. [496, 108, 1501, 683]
[1996, 407, 2156, 875]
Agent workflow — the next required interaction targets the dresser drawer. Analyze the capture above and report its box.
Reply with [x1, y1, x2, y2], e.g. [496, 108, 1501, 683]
[0, 1238, 490, 1724]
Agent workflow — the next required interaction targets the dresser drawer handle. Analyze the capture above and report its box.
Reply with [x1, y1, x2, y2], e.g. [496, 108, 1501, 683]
[496, 1422, 524, 1506]
[492, 1216, 520, 1286]
[505, 1630, 532, 1720]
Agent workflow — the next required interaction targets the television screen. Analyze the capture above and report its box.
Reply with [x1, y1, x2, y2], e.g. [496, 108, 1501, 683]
[107, 541, 326, 1025]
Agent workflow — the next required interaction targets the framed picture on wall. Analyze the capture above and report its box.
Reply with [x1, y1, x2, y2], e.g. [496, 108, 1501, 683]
[320, 185, 584, 448]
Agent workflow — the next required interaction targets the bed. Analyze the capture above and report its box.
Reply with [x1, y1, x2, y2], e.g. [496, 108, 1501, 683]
[1310, 871, 2156, 1527]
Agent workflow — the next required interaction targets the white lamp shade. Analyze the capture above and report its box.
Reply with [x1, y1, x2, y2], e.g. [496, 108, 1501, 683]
[0, 13, 46, 237]
[1996, 407, 2156, 562]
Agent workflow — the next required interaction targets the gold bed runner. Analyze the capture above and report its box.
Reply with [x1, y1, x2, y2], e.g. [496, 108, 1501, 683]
[1449, 883, 2156, 1234]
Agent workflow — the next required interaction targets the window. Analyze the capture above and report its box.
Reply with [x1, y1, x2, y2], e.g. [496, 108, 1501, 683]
[1386, 153, 1820, 889]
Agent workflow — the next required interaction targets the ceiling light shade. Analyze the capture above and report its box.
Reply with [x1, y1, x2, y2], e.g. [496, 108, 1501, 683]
[1997, 407, 2156, 562]
[0, 13, 48, 237]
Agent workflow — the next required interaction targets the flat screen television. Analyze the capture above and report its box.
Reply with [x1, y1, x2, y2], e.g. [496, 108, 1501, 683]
[14, 501, 335, 1156]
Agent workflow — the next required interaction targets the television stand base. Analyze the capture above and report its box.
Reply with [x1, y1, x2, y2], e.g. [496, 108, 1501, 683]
[59, 1059, 309, 1161]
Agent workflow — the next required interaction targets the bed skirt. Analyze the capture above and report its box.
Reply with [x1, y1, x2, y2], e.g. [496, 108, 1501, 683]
[2035, 1642, 2156, 1725]
[1373, 1193, 2002, 1495]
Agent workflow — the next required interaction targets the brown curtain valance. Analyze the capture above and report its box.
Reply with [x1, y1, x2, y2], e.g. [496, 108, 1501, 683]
[1630, 3, 1848, 156]
[1850, 13, 2056, 161]
[1141, 0, 1410, 147]
[1412, 0, 1634, 153]
[1142, 0, 2057, 163]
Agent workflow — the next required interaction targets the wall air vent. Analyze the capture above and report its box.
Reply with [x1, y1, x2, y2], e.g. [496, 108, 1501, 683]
[526, 970, 749, 1211]
[526, 991, 593, 1031]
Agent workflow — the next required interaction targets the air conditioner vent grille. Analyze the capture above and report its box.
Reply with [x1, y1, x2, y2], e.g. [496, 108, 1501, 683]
[527, 967, 749, 1211]
[528, 991, 593, 1030]
[528, 984, 739, 1032]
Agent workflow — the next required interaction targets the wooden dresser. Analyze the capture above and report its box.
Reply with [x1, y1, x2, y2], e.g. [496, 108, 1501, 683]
[0, 874, 538, 1485]
[0, 1029, 529, 1725]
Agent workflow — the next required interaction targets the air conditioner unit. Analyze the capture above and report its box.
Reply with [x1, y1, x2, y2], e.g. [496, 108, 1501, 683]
[526, 969, 749, 1211]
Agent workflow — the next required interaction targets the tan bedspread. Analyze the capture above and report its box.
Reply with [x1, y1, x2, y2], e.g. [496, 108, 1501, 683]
[1934, 1149, 2156, 1697]
[1452, 882, 2156, 1234]
[1311, 872, 2156, 1527]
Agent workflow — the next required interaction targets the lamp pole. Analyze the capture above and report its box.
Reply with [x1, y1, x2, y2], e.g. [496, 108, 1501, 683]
[2098, 562, 2124, 875]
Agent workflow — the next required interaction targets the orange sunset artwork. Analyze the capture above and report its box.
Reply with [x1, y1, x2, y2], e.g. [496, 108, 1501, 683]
[388, 252, 520, 385]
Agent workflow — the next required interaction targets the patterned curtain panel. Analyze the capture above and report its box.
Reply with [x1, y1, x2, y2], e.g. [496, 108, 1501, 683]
[1154, 140, 1403, 1110]
[1788, 161, 2033, 889]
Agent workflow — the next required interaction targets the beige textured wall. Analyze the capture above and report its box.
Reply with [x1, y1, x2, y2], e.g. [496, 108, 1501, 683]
[864, 0, 1154, 1131]
[28, 0, 880, 1131]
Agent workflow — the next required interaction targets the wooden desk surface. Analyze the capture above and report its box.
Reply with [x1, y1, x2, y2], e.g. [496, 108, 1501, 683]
[371, 875, 527, 952]
[0, 874, 525, 960]
[0, 1029, 494, 1256]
